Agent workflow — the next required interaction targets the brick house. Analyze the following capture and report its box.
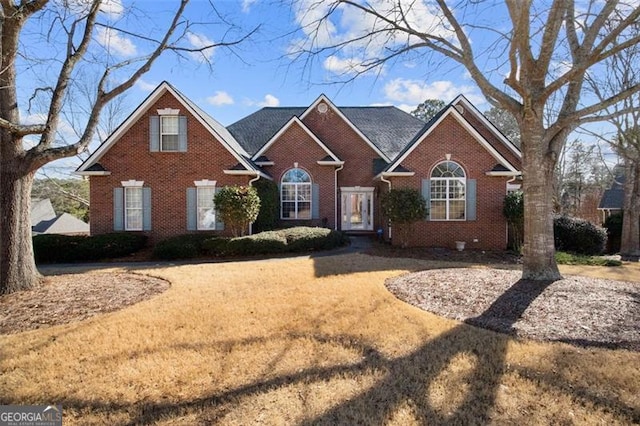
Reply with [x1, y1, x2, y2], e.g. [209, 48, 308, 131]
[77, 81, 522, 249]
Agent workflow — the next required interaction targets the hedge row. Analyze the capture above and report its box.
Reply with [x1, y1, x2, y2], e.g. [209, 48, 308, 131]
[153, 227, 349, 260]
[33, 233, 148, 264]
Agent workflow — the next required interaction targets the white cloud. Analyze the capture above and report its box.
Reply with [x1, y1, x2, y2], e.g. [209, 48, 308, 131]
[246, 94, 281, 108]
[96, 27, 137, 57]
[242, 0, 258, 13]
[207, 91, 234, 106]
[99, 0, 124, 18]
[259, 94, 280, 107]
[135, 79, 157, 92]
[383, 78, 485, 108]
[186, 32, 216, 62]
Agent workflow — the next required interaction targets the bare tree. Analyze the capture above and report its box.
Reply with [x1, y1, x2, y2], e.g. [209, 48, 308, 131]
[292, 0, 640, 280]
[586, 17, 640, 260]
[0, 0, 255, 293]
[484, 106, 520, 147]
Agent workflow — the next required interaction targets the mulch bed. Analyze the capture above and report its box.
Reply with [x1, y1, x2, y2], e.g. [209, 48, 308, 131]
[0, 272, 169, 334]
[386, 268, 640, 351]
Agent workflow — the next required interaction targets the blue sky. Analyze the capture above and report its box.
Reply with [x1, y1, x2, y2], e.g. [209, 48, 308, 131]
[21, 0, 620, 175]
[91, 0, 488, 126]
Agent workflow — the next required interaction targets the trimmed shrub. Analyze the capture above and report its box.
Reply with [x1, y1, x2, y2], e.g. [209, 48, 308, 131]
[152, 234, 213, 260]
[503, 191, 524, 252]
[33, 234, 85, 264]
[380, 188, 427, 247]
[603, 213, 623, 254]
[33, 232, 147, 264]
[253, 179, 279, 233]
[214, 185, 260, 237]
[280, 227, 349, 252]
[554, 215, 606, 255]
[225, 231, 288, 256]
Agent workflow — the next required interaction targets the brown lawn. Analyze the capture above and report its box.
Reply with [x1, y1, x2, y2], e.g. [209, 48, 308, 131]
[0, 253, 639, 425]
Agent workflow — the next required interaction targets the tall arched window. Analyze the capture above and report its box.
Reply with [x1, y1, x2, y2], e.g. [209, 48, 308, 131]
[430, 161, 466, 220]
[281, 168, 312, 219]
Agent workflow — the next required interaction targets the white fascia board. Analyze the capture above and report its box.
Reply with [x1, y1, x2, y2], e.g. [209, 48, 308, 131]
[317, 160, 345, 166]
[485, 171, 522, 176]
[74, 171, 111, 176]
[252, 116, 341, 162]
[299, 94, 390, 162]
[453, 95, 522, 159]
[223, 170, 272, 180]
[388, 107, 518, 174]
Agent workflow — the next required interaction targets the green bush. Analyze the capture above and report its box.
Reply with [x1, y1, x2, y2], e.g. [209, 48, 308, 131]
[253, 179, 279, 233]
[603, 213, 623, 253]
[157, 227, 348, 260]
[225, 231, 288, 256]
[503, 191, 524, 252]
[554, 216, 606, 256]
[214, 185, 261, 236]
[152, 234, 213, 260]
[380, 188, 427, 247]
[33, 234, 85, 263]
[33, 232, 147, 264]
[280, 227, 349, 252]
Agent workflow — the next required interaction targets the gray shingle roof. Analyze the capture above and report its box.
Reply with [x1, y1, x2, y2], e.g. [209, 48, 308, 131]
[227, 106, 425, 160]
[341, 107, 425, 159]
[227, 108, 305, 155]
[32, 213, 89, 235]
[599, 188, 624, 210]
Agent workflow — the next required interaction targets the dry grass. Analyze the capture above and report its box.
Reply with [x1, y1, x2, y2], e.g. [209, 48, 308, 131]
[1, 253, 639, 425]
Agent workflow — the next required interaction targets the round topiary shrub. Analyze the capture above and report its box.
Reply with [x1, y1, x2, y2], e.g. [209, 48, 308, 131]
[553, 215, 606, 256]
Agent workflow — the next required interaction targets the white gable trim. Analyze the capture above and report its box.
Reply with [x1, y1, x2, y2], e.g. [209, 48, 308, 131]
[77, 82, 257, 174]
[452, 95, 522, 159]
[299, 94, 390, 162]
[385, 107, 518, 176]
[251, 116, 341, 162]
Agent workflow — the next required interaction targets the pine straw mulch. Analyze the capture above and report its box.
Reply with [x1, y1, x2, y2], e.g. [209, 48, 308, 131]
[0, 272, 169, 334]
[386, 268, 640, 352]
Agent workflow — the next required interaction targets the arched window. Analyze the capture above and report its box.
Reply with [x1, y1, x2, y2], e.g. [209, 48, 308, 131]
[281, 168, 312, 219]
[430, 161, 466, 220]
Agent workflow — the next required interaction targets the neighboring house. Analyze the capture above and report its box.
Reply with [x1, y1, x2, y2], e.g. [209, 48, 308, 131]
[76, 82, 522, 250]
[598, 176, 624, 223]
[31, 198, 90, 235]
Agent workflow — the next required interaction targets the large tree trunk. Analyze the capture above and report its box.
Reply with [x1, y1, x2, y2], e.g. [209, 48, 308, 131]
[619, 160, 640, 261]
[521, 123, 563, 281]
[0, 161, 41, 294]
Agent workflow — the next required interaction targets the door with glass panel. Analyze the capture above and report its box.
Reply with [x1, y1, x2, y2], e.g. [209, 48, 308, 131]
[341, 188, 374, 231]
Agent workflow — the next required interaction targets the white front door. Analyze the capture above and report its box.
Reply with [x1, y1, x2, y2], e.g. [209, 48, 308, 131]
[341, 188, 374, 231]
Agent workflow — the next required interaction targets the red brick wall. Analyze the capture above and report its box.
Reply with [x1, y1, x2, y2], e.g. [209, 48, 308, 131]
[260, 121, 336, 227]
[90, 91, 250, 242]
[388, 114, 512, 250]
[454, 104, 522, 169]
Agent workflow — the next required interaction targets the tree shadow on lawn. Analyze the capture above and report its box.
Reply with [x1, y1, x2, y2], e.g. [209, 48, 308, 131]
[44, 272, 637, 424]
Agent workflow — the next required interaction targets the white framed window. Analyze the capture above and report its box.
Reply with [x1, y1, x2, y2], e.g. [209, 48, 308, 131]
[430, 161, 466, 220]
[281, 168, 311, 219]
[197, 186, 216, 230]
[160, 116, 179, 151]
[125, 187, 143, 231]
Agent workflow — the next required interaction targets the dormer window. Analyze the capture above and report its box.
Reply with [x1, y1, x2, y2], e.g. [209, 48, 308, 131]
[160, 116, 179, 151]
[150, 109, 187, 153]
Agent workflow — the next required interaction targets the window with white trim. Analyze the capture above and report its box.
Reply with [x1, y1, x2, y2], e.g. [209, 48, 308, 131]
[160, 116, 179, 151]
[125, 187, 143, 230]
[430, 161, 466, 220]
[281, 168, 311, 219]
[197, 186, 216, 230]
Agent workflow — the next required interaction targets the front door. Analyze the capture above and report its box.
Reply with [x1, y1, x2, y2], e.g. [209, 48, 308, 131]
[341, 188, 374, 231]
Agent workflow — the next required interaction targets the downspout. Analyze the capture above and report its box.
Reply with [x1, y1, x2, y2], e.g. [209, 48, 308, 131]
[248, 173, 261, 235]
[334, 164, 344, 230]
[506, 175, 518, 248]
[380, 173, 392, 240]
